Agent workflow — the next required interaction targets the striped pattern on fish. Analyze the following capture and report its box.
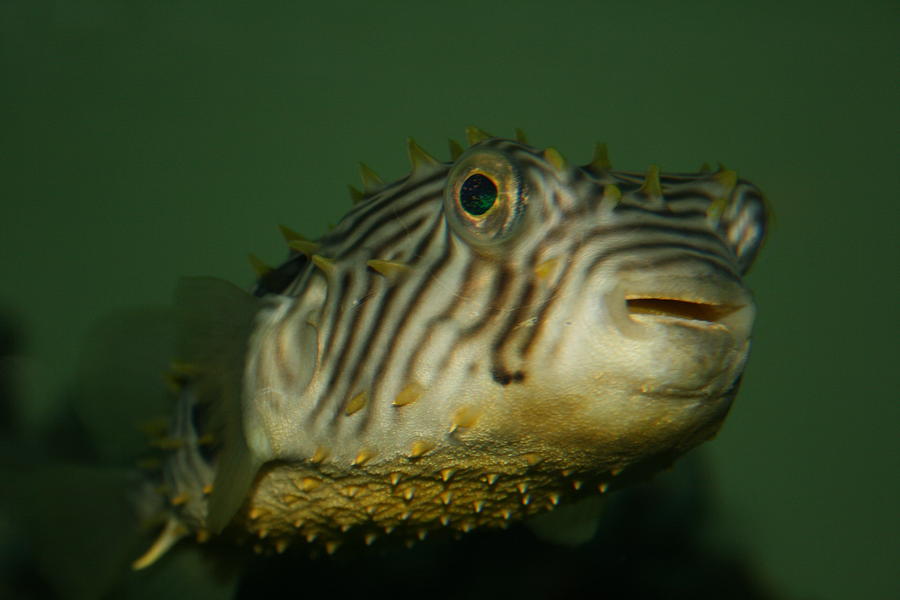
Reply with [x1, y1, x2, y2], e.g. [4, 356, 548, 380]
[134, 128, 766, 566]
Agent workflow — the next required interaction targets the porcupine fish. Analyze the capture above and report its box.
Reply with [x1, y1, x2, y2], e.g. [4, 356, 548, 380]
[134, 127, 767, 566]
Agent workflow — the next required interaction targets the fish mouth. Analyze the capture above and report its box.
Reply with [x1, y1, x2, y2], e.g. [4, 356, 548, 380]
[614, 272, 755, 338]
[625, 296, 741, 324]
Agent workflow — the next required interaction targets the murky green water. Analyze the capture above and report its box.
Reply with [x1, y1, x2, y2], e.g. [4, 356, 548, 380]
[2, 2, 896, 598]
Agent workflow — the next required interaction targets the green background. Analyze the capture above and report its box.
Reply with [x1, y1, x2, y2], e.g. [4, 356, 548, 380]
[2, 1, 897, 598]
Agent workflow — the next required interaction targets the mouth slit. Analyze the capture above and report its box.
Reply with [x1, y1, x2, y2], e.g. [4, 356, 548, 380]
[625, 298, 738, 323]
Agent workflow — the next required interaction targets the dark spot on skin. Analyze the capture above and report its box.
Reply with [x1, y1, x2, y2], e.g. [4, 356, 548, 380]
[491, 368, 511, 385]
[492, 367, 526, 386]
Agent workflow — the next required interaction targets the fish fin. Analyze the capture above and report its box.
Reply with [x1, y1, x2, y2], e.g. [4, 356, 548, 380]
[173, 277, 263, 532]
[205, 432, 263, 532]
[527, 495, 606, 546]
[173, 277, 259, 379]
[132, 516, 188, 570]
[12, 463, 240, 599]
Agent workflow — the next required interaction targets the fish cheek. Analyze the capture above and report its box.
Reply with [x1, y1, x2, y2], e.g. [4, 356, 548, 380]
[486, 386, 707, 469]
[484, 391, 618, 458]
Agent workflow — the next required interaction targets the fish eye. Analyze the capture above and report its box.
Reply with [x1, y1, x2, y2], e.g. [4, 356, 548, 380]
[459, 174, 498, 216]
[444, 148, 525, 247]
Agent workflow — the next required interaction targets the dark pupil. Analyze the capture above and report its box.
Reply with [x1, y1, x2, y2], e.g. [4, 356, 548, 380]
[459, 174, 498, 216]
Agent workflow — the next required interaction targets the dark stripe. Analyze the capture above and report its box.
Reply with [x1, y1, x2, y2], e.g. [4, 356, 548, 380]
[283, 259, 315, 297]
[427, 260, 516, 380]
[322, 212, 443, 423]
[583, 241, 739, 280]
[371, 214, 429, 258]
[660, 188, 725, 204]
[459, 263, 514, 339]
[489, 272, 537, 382]
[519, 242, 581, 358]
[580, 222, 727, 254]
[332, 170, 444, 232]
[614, 203, 707, 220]
[405, 240, 483, 381]
[308, 270, 359, 421]
[378, 228, 457, 394]
[614, 252, 743, 283]
[253, 253, 309, 297]
[331, 190, 440, 260]
[324, 173, 446, 252]
[487, 237, 550, 377]
[320, 270, 354, 368]
[356, 220, 452, 432]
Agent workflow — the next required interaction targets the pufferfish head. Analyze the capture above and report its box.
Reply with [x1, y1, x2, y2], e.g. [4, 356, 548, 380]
[431, 140, 765, 471]
[148, 130, 766, 562]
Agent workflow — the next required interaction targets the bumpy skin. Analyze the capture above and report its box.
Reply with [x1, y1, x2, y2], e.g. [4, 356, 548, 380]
[141, 131, 766, 562]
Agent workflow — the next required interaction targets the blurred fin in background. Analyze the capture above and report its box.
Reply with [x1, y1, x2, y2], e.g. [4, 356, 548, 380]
[0, 307, 239, 599]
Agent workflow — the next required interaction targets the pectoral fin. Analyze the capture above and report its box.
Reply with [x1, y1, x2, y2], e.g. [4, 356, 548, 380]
[173, 277, 263, 532]
[527, 495, 606, 546]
